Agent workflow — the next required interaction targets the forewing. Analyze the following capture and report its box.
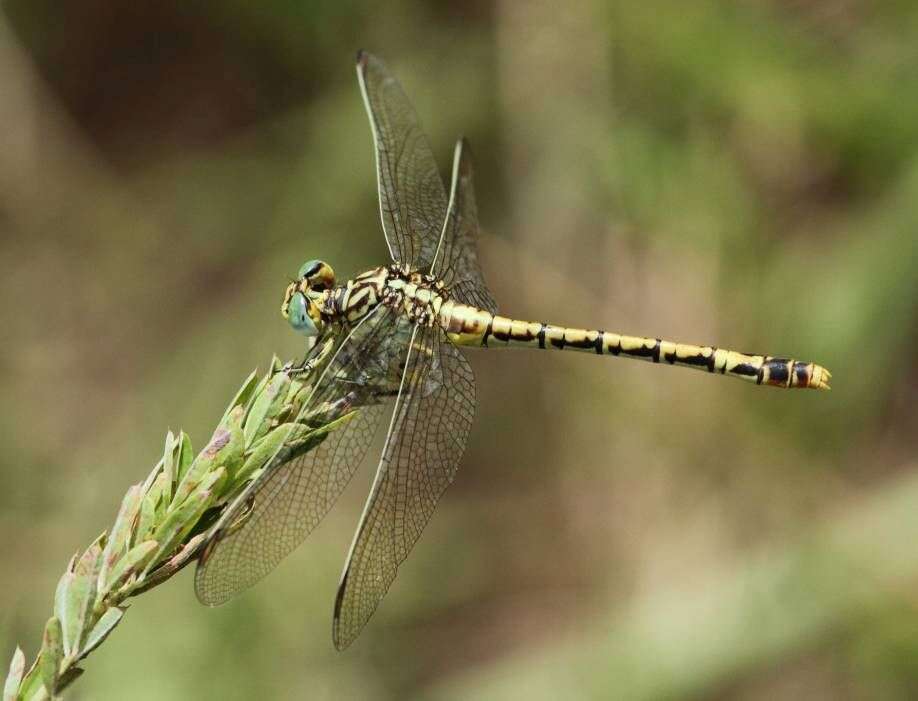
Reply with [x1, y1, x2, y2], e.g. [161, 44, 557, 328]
[332, 327, 475, 649]
[195, 305, 411, 605]
[356, 51, 448, 270]
[431, 138, 498, 314]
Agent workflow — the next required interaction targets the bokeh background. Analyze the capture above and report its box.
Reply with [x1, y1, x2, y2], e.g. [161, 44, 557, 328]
[2, 1, 917, 699]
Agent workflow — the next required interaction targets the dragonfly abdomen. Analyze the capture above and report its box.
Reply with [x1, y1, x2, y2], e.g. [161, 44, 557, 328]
[441, 302, 830, 390]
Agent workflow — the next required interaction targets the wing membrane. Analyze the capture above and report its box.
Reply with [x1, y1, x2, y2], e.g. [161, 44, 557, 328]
[357, 51, 448, 270]
[332, 327, 475, 649]
[432, 138, 498, 314]
[195, 304, 411, 605]
[358, 53, 498, 312]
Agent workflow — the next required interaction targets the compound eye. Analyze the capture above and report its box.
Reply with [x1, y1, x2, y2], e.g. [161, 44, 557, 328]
[286, 292, 319, 337]
[298, 259, 322, 281]
[297, 259, 336, 291]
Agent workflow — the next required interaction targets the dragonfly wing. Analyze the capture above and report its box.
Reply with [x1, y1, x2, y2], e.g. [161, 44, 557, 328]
[356, 51, 448, 270]
[432, 138, 498, 314]
[332, 326, 475, 649]
[195, 304, 410, 606]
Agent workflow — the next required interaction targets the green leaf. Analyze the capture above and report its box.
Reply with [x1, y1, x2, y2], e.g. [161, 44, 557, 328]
[243, 362, 277, 413]
[135, 494, 156, 547]
[232, 423, 299, 490]
[16, 657, 47, 701]
[104, 541, 158, 595]
[285, 390, 309, 421]
[172, 410, 242, 507]
[172, 433, 227, 506]
[74, 535, 105, 578]
[52, 572, 74, 656]
[285, 372, 306, 404]
[220, 407, 245, 482]
[150, 469, 225, 570]
[79, 607, 124, 659]
[219, 368, 259, 427]
[136, 472, 167, 544]
[160, 431, 176, 504]
[39, 617, 62, 696]
[243, 371, 291, 448]
[98, 485, 142, 591]
[61, 572, 94, 659]
[258, 365, 310, 424]
[175, 431, 194, 485]
[293, 411, 355, 450]
[3, 647, 24, 701]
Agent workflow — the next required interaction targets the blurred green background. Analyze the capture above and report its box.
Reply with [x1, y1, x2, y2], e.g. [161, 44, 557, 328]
[1, 1, 917, 699]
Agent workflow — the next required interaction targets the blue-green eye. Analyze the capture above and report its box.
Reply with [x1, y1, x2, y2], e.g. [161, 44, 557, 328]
[298, 259, 322, 280]
[287, 292, 318, 336]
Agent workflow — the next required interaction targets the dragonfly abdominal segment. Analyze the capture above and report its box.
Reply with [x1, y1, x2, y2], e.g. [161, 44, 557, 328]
[440, 303, 832, 390]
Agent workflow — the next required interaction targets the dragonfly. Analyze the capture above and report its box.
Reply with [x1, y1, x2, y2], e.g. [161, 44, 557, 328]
[195, 50, 831, 650]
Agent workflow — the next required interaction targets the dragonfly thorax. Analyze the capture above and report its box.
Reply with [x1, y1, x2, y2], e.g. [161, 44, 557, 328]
[383, 267, 448, 327]
[309, 265, 447, 328]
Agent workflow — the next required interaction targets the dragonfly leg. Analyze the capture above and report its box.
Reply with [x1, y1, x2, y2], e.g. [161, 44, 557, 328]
[223, 494, 256, 537]
[287, 336, 337, 377]
[276, 360, 297, 375]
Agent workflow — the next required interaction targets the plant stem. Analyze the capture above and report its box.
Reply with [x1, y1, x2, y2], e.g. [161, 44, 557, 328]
[3, 357, 329, 700]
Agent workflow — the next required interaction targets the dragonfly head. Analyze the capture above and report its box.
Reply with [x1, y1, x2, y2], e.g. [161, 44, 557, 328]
[281, 259, 337, 337]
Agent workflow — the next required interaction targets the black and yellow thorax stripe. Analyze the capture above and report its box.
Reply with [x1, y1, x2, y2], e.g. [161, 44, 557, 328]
[325, 266, 448, 326]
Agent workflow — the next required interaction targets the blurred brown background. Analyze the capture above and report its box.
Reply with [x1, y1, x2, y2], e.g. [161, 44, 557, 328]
[2, 1, 917, 699]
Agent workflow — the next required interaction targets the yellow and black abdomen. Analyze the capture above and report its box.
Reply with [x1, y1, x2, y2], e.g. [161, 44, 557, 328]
[439, 300, 831, 390]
